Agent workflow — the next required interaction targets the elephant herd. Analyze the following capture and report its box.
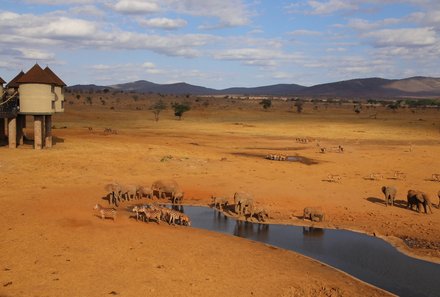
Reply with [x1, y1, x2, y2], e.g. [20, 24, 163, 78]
[104, 179, 184, 206]
[381, 186, 440, 214]
[211, 192, 269, 222]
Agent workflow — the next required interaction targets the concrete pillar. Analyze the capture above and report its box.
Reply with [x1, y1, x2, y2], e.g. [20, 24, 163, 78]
[17, 115, 24, 146]
[7, 117, 16, 148]
[45, 115, 52, 148]
[34, 115, 43, 150]
[0, 118, 5, 141]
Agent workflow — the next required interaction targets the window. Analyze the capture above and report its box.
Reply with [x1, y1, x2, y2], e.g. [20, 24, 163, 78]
[52, 101, 55, 109]
[61, 101, 64, 109]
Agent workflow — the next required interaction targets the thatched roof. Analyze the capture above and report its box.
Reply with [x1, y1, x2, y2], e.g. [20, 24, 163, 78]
[44, 66, 66, 87]
[6, 71, 25, 89]
[16, 64, 55, 85]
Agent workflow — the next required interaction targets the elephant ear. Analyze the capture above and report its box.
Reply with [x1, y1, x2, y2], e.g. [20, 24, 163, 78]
[381, 186, 386, 194]
[415, 193, 424, 203]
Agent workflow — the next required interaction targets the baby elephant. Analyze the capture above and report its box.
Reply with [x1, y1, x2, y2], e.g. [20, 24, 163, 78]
[303, 207, 325, 222]
[381, 186, 397, 207]
[407, 190, 433, 214]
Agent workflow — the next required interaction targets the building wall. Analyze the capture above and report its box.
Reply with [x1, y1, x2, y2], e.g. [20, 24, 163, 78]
[0, 85, 4, 94]
[53, 86, 65, 112]
[18, 84, 55, 114]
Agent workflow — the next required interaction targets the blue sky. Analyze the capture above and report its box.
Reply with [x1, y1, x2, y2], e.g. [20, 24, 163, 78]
[1, 0, 439, 89]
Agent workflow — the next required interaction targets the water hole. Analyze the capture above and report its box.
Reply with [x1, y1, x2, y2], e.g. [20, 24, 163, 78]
[152, 205, 440, 297]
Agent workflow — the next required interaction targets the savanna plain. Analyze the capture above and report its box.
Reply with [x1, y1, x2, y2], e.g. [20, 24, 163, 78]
[1, 92, 439, 297]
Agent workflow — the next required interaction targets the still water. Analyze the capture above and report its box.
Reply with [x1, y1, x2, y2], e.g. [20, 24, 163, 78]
[177, 205, 440, 297]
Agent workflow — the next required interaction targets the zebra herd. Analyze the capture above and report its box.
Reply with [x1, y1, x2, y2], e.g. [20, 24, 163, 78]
[132, 204, 191, 226]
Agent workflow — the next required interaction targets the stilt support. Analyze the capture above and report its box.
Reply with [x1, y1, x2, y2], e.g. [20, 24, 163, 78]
[7, 117, 17, 148]
[0, 118, 5, 141]
[17, 115, 24, 146]
[34, 115, 44, 150]
[45, 115, 52, 148]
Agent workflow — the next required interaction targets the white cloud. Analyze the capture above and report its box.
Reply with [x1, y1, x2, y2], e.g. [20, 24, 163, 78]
[142, 62, 156, 69]
[111, 0, 160, 14]
[165, 0, 251, 27]
[16, 48, 55, 60]
[24, 0, 95, 4]
[139, 17, 187, 30]
[288, 29, 322, 36]
[307, 0, 358, 15]
[70, 5, 105, 17]
[347, 18, 401, 31]
[213, 48, 302, 67]
[363, 27, 437, 47]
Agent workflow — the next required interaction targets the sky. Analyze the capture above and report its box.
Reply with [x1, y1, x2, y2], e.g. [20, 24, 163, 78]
[0, 0, 440, 89]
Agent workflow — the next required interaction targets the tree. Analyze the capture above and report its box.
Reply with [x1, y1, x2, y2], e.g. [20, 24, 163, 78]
[150, 100, 167, 121]
[294, 100, 304, 113]
[172, 102, 191, 120]
[259, 98, 272, 110]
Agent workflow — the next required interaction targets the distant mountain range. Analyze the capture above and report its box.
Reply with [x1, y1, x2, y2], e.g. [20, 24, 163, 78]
[68, 76, 440, 98]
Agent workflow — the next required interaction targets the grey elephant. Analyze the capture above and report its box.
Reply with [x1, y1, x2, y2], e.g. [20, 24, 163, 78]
[151, 179, 181, 202]
[104, 182, 122, 205]
[233, 192, 254, 215]
[407, 190, 433, 214]
[303, 207, 325, 222]
[211, 196, 228, 210]
[381, 186, 397, 207]
[137, 186, 152, 199]
[244, 204, 269, 222]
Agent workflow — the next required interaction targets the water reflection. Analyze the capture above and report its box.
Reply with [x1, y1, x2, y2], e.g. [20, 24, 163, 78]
[302, 227, 324, 237]
[233, 220, 269, 242]
[178, 205, 440, 297]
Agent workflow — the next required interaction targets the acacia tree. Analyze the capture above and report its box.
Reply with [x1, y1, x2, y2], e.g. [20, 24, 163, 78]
[172, 102, 191, 120]
[259, 98, 272, 110]
[150, 99, 167, 121]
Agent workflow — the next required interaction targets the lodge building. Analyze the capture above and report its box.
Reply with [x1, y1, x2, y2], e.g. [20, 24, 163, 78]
[0, 64, 66, 149]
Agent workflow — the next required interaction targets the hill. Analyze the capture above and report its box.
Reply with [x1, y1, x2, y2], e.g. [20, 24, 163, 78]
[68, 77, 440, 98]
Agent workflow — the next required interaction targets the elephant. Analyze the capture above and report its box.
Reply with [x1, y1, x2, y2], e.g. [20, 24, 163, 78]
[407, 190, 433, 214]
[151, 179, 181, 202]
[119, 184, 138, 201]
[137, 186, 152, 199]
[381, 186, 397, 207]
[104, 182, 122, 205]
[303, 207, 325, 222]
[243, 204, 269, 222]
[211, 196, 229, 210]
[171, 191, 184, 204]
[233, 192, 254, 215]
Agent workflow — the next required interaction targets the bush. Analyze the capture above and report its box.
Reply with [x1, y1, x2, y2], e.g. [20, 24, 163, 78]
[259, 99, 272, 110]
[172, 102, 191, 120]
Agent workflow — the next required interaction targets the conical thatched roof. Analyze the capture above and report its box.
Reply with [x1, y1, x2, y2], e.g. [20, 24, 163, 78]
[44, 66, 66, 87]
[6, 71, 25, 88]
[16, 64, 55, 85]
[0, 77, 5, 84]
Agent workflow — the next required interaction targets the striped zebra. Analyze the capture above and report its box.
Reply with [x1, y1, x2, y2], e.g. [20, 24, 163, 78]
[93, 204, 117, 221]
[144, 209, 161, 224]
[179, 213, 191, 226]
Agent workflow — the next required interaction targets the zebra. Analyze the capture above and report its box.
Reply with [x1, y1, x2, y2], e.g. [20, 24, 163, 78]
[93, 204, 117, 221]
[144, 209, 161, 224]
[179, 213, 191, 226]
